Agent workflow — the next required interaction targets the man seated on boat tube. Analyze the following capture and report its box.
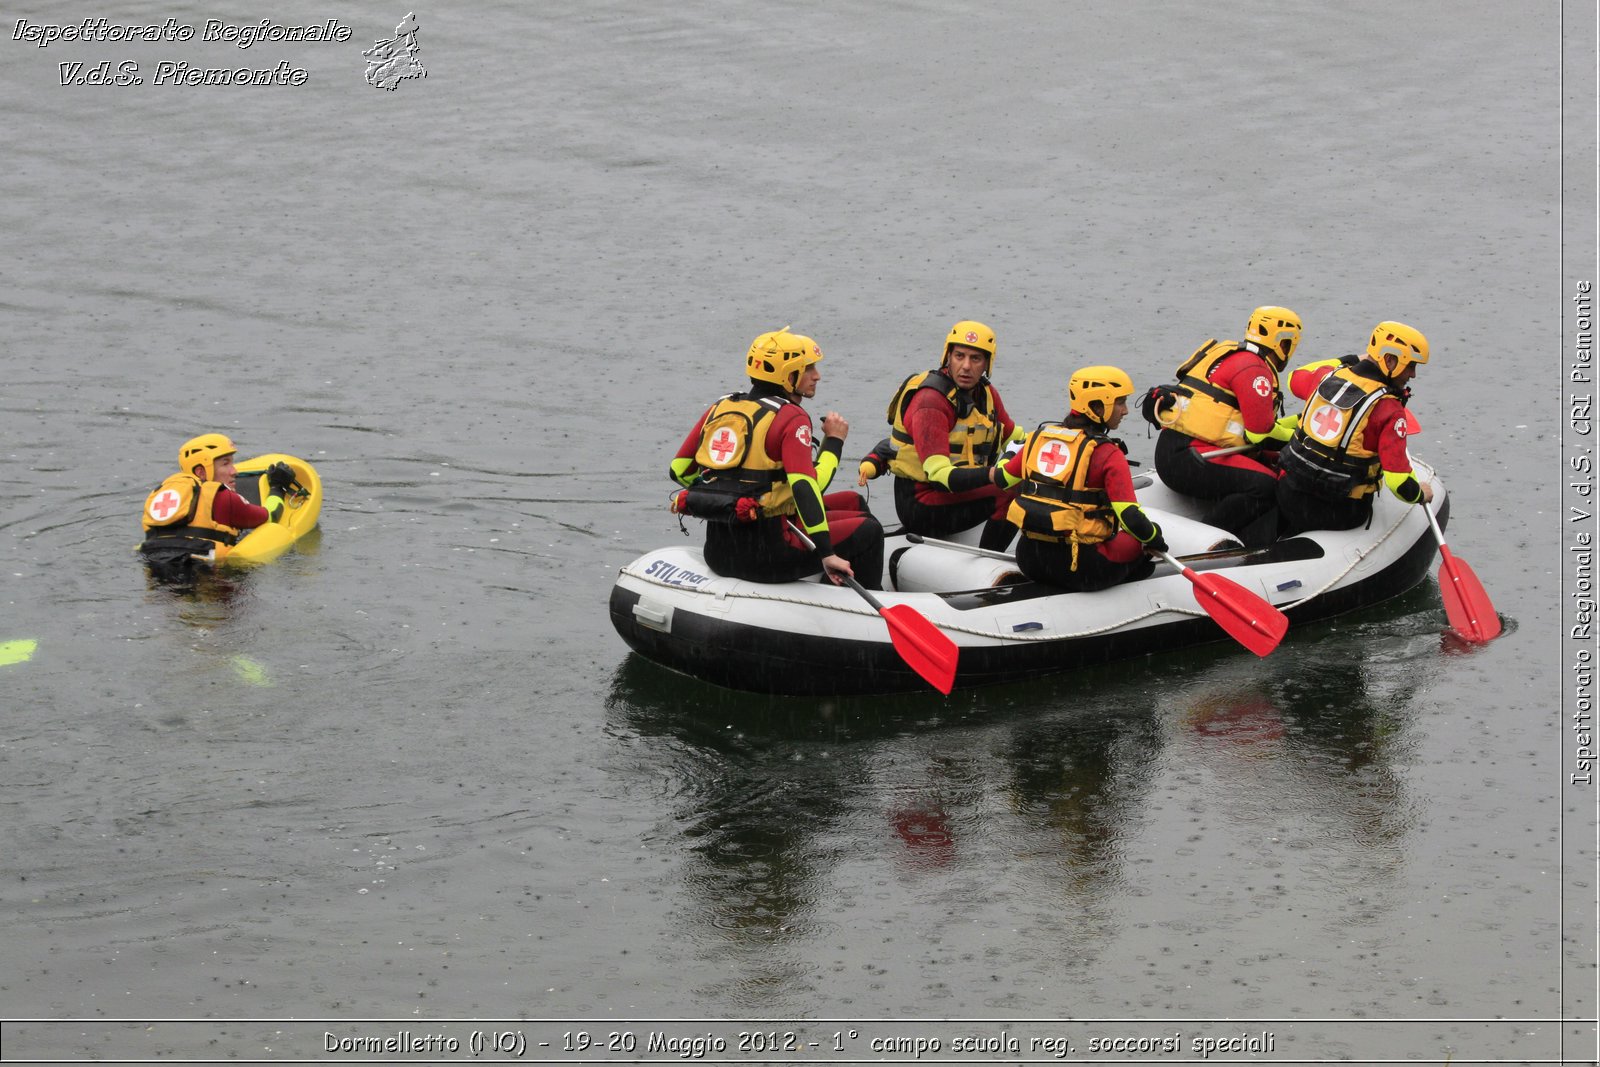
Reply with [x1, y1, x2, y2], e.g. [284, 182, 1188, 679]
[1144, 306, 1305, 548]
[1274, 321, 1434, 537]
[865, 320, 1021, 552]
[928, 366, 1169, 592]
[139, 434, 293, 577]
[668, 328, 886, 589]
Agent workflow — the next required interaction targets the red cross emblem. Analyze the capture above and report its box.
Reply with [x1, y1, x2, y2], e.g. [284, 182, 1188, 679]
[707, 427, 738, 465]
[1252, 375, 1272, 398]
[1035, 440, 1070, 477]
[964, 331, 979, 344]
[1311, 405, 1344, 438]
[148, 488, 182, 521]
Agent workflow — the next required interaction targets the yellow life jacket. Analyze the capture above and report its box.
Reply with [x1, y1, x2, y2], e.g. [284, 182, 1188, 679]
[1005, 424, 1118, 568]
[686, 393, 798, 518]
[885, 369, 1001, 481]
[1278, 365, 1389, 500]
[1157, 339, 1282, 448]
[140, 473, 241, 554]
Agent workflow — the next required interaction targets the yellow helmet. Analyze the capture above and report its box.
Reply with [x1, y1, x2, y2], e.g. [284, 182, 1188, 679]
[1245, 306, 1303, 368]
[1366, 320, 1429, 374]
[944, 320, 996, 372]
[1068, 365, 1135, 424]
[178, 433, 237, 481]
[746, 327, 823, 388]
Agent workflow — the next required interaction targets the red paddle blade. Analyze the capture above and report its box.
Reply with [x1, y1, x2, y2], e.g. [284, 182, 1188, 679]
[1184, 569, 1289, 657]
[880, 604, 959, 694]
[1437, 546, 1501, 643]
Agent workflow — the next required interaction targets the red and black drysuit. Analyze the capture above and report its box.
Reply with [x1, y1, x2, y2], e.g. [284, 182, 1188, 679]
[1152, 346, 1285, 547]
[671, 382, 884, 588]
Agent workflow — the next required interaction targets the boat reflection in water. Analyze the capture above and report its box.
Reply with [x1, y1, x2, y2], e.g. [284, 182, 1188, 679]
[604, 588, 1442, 1011]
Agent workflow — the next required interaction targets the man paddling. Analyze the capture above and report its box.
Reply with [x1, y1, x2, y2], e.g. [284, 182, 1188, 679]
[669, 328, 885, 588]
[1275, 320, 1434, 536]
[140, 433, 293, 577]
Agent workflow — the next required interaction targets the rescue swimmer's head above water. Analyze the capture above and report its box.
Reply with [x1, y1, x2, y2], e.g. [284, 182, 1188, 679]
[142, 433, 297, 578]
[179, 433, 238, 485]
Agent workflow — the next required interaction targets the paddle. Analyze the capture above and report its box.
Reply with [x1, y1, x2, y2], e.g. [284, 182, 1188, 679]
[906, 532, 1015, 561]
[1423, 502, 1500, 642]
[1150, 549, 1288, 657]
[787, 521, 958, 694]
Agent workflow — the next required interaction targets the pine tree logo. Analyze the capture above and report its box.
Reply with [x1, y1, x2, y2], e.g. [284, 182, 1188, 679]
[363, 12, 426, 90]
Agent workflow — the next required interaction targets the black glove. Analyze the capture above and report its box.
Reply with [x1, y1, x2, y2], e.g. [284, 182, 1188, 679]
[267, 462, 295, 495]
[1143, 523, 1168, 555]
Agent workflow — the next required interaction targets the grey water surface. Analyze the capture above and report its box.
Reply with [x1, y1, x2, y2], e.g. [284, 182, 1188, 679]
[1, 1, 1590, 1063]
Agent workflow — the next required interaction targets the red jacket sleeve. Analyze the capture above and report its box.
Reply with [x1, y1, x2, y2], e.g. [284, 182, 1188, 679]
[768, 406, 834, 553]
[674, 407, 712, 463]
[1214, 351, 1279, 435]
[1363, 397, 1414, 474]
[213, 487, 270, 530]
[904, 389, 957, 463]
[768, 406, 820, 477]
[1089, 443, 1137, 504]
[1289, 364, 1335, 401]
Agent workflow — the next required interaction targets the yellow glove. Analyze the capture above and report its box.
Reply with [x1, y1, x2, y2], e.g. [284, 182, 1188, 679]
[669, 457, 699, 488]
[1244, 413, 1300, 446]
[1383, 469, 1423, 503]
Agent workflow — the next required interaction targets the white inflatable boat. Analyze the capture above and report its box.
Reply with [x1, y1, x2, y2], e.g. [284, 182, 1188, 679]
[609, 460, 1450, 695]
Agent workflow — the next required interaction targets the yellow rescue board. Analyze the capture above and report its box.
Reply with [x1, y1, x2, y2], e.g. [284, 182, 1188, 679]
[225, 453, 322, 566]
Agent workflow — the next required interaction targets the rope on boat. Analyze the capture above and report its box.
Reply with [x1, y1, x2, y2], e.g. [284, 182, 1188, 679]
[621, 566, 1207, 643]
[1274, 467, 1425, 611]
[624, 463, 1435, 642]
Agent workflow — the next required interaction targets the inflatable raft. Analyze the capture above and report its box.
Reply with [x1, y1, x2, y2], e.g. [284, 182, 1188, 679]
[224, 453, 322, 566]
[610, 460, 1449, 695]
